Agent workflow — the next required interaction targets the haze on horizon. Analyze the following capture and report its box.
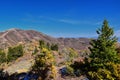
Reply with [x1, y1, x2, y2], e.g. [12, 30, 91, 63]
[0, 0, 120, 38]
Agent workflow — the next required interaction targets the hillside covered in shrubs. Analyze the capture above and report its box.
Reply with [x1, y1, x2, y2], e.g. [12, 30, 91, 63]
[0, 20, 120, 80]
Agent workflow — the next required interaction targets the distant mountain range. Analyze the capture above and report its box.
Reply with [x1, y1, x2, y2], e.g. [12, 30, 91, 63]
[0, 28, 90, 51]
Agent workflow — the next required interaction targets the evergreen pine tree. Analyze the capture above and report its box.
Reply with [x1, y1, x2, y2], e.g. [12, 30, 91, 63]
[89, 20, 120, 69]
[87, 20, 120, 79]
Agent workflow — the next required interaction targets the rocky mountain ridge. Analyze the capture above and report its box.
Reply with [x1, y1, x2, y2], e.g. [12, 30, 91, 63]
[0, 28, 90, 51]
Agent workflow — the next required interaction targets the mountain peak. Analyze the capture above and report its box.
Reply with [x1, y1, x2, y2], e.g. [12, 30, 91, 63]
[7, 28, 23, 32]
[0, 28, 58, 48]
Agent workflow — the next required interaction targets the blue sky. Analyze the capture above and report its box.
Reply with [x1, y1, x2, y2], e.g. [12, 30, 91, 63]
[0, 0, 120, 38]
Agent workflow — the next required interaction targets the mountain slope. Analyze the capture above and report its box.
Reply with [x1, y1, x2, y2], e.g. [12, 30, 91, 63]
[58, 37, 90, 51]
[0, 28, 58, 48]
[0, 28, 90, 51]
[0, 28, 90, 78]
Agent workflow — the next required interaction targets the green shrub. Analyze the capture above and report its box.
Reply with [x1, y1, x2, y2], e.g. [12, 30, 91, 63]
[7, 45, 23, 62]
[51, 44, 58, 51]
[0, 50, 6, 63]
[32, 48, 56, 79]
[39, 40, 45, 49]
[66, 65, 74, 76]
[32, 46, 38, 55]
